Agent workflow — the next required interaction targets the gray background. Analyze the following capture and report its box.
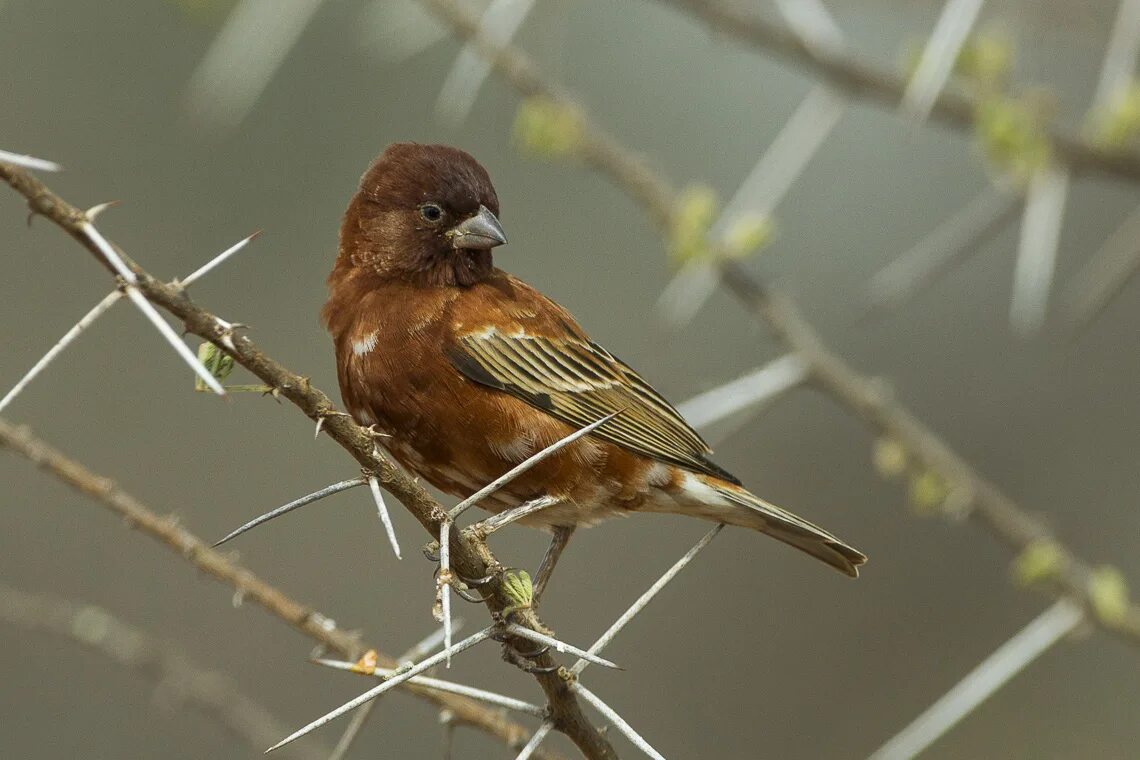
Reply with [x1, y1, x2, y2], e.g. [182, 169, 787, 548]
[2, 1, 1138, 758]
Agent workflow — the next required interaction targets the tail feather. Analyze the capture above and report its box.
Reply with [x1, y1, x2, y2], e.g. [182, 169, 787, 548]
[710, 481, 866, 578]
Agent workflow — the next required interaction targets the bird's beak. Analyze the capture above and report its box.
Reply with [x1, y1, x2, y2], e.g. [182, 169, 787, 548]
[450, 205, 507, 250]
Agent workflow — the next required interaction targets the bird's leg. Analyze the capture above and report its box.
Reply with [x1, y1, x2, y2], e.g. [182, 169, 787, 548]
[533, 525, 575, 604]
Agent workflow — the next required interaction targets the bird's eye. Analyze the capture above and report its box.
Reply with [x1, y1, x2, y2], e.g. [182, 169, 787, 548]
[419, 203, 444, 223]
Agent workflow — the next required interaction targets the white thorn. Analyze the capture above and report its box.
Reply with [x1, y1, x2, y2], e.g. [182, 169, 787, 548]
[435, 0, 537, 126]
[572, 683, 667, 760]
[313, 657, 545, 716]
[0, 290, 123, 416]
[515, 721, 555, 760]
[357, 0, 447, 64]
[80, 222, 137, 283]
[676, 354, 808, 430]
[867, 600, 1084, 760]
[1092, 0, 1140, 112]
[181, 231, 261, 287]
[867, 186, 1019, 312]
[448, 412, 619, 520]
[475, 494, 560, 534]
[503, 623, 621, 670]
[900, 0, 985, 122]
[266, 627, 494, 753]
[772, 0, 846, 55]
[122, 287, 226, 395]
[0, 149, 62, 172]
[185, 0, 326, 131]
[368, 476, 401, 559]
[84, 201, 120, 221]
[213, 478, 366, 547]
[439, 519, 452, 666]
[1010, 167, 1070, 337]
[571, 524, 722, 678]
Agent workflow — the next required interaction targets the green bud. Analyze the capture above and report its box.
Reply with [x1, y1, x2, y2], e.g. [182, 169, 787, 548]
[974, 95, 1052, 184]
[1088, 82, 1140, 148]
[500, 570, 533, 618]
[1012, 540, 1066, 586]
[512, 98, 584, 159]
[872, 437, 908, 480]
[668, 184, 718, 265]
[1089, 566, 1130, 625]
[908, 470, 949, 514]
[955, 28, 1014, 89]
[723, 214, 774, 259]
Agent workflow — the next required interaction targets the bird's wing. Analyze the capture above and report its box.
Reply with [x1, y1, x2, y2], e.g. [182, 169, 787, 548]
[446, 328, 740, 484]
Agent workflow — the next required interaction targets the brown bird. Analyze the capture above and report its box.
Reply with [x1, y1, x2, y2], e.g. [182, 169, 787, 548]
[323, 143, 865, 594]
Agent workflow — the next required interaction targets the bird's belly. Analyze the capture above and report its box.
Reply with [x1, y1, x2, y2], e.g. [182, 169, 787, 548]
[376, 416, 670, 530]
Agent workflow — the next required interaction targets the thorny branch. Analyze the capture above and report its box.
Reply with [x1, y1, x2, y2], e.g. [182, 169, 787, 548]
[420, 0, 1140, 645]
[660, 0, 1140, 184]
[0, 583, 329, 760]
[0, 417, 567, 760]
[0, 162, 617, 758]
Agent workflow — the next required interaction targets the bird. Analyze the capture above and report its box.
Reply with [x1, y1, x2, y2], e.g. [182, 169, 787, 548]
[322, 142, 866, 595]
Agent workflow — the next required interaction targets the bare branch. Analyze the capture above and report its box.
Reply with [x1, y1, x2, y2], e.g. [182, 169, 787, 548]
[475, 494, 561, 535]
[0, 418, 565, 760]
[658, 0, 1140, 183]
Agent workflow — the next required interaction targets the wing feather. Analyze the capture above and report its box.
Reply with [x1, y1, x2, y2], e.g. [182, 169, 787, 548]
[449, 329, 740, 484]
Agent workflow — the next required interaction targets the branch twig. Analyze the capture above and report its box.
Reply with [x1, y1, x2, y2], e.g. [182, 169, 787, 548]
[0, 417, 565, 760]
[660, 0, 1140, 183]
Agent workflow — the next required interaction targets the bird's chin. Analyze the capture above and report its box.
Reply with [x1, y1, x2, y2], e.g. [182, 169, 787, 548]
[452, 249, 494, 287]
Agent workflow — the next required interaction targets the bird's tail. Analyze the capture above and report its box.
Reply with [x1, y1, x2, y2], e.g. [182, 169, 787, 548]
[673, 475, 866, 577]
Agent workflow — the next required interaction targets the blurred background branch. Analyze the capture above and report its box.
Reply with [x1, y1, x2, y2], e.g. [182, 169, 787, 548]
[0, 582, 331, 760]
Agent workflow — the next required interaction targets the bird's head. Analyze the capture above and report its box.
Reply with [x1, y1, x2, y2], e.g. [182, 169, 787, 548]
[339, 143, 506, 288]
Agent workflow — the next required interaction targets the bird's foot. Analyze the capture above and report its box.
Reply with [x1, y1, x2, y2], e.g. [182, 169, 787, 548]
[424, 541, 496, 603]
